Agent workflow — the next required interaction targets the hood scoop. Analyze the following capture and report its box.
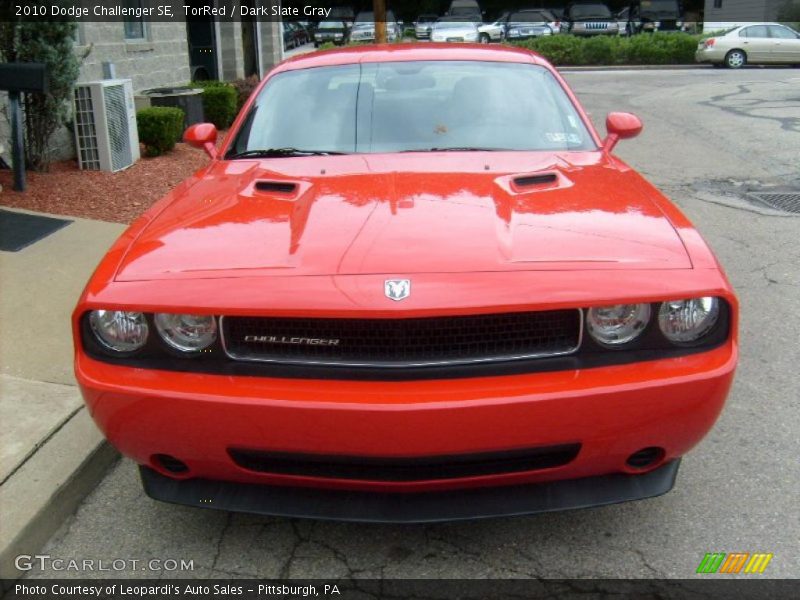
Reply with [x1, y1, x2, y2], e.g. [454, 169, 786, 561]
[495, 170, 573, 197]
[513, 173, 558, 188]
[255, 180, 298, 195]
[511, 173, 558, 191]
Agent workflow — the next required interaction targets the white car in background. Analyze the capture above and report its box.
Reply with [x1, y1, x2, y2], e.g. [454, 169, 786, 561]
[348, 10, 400, 43]
[478, 12, 508, 43]
[430, 19, 480, 43]
[695, 23, 800, 68]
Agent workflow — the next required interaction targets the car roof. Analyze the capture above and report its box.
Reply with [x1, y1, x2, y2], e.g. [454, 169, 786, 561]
[276, 43, 544, 74]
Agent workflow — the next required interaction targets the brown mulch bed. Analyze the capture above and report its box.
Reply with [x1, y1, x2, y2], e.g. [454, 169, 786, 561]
[0, 141, 217, 224]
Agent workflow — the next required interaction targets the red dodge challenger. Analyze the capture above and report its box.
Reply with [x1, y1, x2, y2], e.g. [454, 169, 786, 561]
[73, 44, 737, 522]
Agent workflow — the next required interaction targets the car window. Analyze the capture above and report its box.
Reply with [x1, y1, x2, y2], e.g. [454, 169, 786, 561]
[740, 25, 769, 38]
[768, 25, 798, 39]
[568, 4, 612, 19]
[509, 11, 549, 23]
[230, 61, 596, 156]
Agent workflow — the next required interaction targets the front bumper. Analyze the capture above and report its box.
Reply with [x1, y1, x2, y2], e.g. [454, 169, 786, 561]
[140, 459, 680, 523]
[77, 337, 735, 498]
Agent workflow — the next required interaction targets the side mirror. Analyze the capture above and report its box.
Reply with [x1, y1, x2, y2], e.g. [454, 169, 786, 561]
[183, 123, 218, 159]
[603, 112, 642, 153]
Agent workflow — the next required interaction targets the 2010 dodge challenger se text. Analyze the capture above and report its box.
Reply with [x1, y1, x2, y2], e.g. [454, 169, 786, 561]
[73, 44, 737, 522]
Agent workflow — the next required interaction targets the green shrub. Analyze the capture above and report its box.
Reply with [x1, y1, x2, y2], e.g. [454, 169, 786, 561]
[511, 32, 702, 66]
[136, 106, 185, 157]
[620, 32, 698, 64]
[581, 36, 617, 65]
[190, 79, 229, 89]
[517, 35, 585, 65]
[231, 75, 260, 112]
[199, 84, 237, 129]
[0, 2, 89, 170]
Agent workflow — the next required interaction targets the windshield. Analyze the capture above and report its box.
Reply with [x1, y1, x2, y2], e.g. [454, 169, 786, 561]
[318, 21, 345, 29]
[229, 61, 595, 156]
[569, 4, 612, 19]
[640, 0, 680, 16]
[509, 11, 550, 23]
[450, 7, 481, 17]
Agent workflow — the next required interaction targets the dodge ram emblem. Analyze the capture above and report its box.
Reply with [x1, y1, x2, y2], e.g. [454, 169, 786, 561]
[385, 279, 411, 301]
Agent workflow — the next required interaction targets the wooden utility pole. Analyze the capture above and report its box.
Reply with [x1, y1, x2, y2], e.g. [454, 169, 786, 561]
[373, 0, 387, 43]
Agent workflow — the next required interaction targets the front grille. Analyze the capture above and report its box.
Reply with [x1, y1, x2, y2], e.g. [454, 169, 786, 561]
[585, 22, 610, 30]
[229, 444, 581, 481]
[221, 309, 582, 367]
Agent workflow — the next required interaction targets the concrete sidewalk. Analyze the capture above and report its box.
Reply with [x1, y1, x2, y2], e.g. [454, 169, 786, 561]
[0, 208, 125, 581]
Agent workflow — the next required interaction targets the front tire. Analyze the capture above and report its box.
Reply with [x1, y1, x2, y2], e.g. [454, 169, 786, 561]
[479, 33, 490, 44]
[725, 49, 746, 69]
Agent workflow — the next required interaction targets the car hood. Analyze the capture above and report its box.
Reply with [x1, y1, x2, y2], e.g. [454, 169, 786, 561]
[114, 153, 692, 282]
[432, 26, 476, 35]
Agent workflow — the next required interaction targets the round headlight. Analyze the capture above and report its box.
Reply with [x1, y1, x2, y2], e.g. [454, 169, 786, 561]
[658, 298, 719, 344]
[154, 313, 217, 353]
[89, 310, 149, 353]
[586, 304, 651, 347]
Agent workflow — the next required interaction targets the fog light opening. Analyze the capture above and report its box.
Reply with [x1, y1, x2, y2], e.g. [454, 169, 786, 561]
[153, 454, 189, 474]
[626, 447, 665, 470]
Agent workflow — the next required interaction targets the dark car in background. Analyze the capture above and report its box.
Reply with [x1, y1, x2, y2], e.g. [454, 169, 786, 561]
[329, 6, 355, 26]
[505, 9, 560, 41]
[621, 0, 685, 35]
[313, 20, 349, 46]
[562, 2, 619, 35]
[283, 22, 310, 50]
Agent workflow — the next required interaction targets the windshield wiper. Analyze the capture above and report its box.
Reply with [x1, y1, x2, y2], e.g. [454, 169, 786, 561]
[401, 147, 507, 153]
[227, 148, 347, 159]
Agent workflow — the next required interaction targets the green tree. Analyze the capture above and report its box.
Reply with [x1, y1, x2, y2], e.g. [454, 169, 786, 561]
[0, 1, 88, 170]
[777, 0, 800, 27]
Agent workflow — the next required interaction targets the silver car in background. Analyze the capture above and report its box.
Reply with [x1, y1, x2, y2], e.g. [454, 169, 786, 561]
[348, 11, 400, 43]
[414, 14, 438, 39]
[430, 19, 480, 43]
[504, 9, 559, 41]
[695, 23, 800, 68]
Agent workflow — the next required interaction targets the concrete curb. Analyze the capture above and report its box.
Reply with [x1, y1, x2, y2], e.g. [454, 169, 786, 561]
[0, 406, 119, 584]
[558, 64, 712, 71]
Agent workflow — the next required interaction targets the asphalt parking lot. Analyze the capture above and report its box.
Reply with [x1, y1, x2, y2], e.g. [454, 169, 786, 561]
[28, 68, 799, 580]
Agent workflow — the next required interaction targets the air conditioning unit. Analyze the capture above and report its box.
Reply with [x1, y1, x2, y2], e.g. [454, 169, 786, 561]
[73, 79, 140, 171]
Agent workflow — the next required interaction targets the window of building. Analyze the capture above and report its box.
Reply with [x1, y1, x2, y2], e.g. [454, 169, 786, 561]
[713, 0, 722, 8]
[123, 0, 146, 40]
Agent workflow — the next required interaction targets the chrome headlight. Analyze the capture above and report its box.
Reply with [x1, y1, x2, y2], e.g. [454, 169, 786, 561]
[658, 298, 720, 344]
[89, 310, 149, 353]
[586, 304, 651, 347]
[154, 313, 217, 353]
